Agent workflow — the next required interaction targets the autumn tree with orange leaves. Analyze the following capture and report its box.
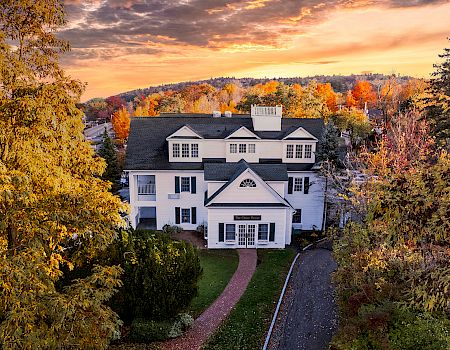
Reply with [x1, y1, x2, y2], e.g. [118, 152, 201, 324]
[316, 83, 338, 112]
[112, 106, 130, 142]
[348, 80, 377, 109]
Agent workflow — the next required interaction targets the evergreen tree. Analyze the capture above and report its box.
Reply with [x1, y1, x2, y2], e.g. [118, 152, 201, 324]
[425, 40, 450, 149]
[0, 1, 126, 348]
[317, 122, 340, 165]
[98, 128, 121, 190]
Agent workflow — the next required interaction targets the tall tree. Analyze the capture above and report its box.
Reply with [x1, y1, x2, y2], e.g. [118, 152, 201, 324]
[98, 129, 121, 192]
[0, 1, 126, 348]
[111, 106, 130, 142]
[424, 41, 450, 149]
[351, 80, 377, 109]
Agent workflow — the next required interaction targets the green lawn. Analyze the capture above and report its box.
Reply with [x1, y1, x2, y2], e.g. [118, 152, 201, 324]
[188, 249, 239, 318]
[203, 249, 296, 350]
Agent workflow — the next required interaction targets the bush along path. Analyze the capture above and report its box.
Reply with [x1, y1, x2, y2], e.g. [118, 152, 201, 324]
[268, 242, 338, 350]
[161, 249, 257, 350]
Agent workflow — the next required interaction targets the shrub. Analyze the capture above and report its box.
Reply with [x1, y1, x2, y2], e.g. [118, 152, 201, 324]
[162, 224, 182, 235]
[168, 313, 194, 338]
[128, 318, 173, 342]
[388, 308, 450, 350]
[107, 229, 202, 323]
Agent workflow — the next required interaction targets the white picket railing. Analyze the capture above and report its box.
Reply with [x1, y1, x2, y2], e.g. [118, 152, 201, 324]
[138, 183, 156, 195]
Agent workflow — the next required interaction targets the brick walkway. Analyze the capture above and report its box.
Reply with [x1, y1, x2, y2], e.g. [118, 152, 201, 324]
[161, 249, 257, 350]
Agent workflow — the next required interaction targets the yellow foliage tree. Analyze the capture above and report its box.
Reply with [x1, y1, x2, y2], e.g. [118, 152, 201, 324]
[112, 107, 130, 142]
[0, 1, 127, 349]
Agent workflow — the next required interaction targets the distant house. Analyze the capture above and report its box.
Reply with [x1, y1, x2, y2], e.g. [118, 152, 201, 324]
[124, 106, 325, 249]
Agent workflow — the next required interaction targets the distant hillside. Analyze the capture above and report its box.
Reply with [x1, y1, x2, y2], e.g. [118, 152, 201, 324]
[115, 74, 412, 103]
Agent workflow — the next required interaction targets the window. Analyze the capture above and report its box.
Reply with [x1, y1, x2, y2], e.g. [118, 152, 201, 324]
[286, 144, 294, 158]
[294, 178, 303, 192]
[225, 224, 236, 241]
[305, 145, 312, 158]
[173, 143, 180, 158]
[191, 144, 199, 158]
[239, 144, 247, 153]
[182, 144, 189, 157]
[181, 208, 191, 223]
[293, 209, 302, 223]
[181, 177, 190, 192]
[295, 145, 303, 158]
[230, 143, 237, 153]
[248, 144, 256, 153]
[258, 224, 269, 241]
[239, 179, 256, 188]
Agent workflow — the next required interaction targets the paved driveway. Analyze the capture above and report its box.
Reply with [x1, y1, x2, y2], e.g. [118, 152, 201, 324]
[269, 244, 338, 350]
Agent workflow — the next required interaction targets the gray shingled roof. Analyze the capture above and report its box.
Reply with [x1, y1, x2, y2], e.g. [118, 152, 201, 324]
[125, 114, 324, 170]
[204, 162, 288, 181]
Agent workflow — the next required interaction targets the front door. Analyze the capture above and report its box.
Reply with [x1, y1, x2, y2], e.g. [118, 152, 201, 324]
[237, 224, 256, 248]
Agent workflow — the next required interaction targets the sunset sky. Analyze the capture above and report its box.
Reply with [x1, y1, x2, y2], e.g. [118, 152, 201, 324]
[60, 0, 450, 101]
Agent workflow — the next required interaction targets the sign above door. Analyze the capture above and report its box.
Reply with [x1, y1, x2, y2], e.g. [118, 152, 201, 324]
[234, 215, 261, 221]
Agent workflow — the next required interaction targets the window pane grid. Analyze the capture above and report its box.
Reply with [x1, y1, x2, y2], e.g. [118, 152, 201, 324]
[230, 144, 237, 153]
[239, 179, 256, 187]
[286, 144, 294, 158]
[181, 177, 190, 192]
[181, 208, 190, 223]
[173, 144, 180, 158]
[293, 209, 302, 223]
[258, 224, 269, 241]
[225, 224, 236, 241]
[239, 144, 247, 153]
[295, 145, 303, 158]
[294, 178, 303, 192]
[191, 144, 198, 157]
[182, 144, 189, 157]
[248, 144, 255, 153]
[305, 145, 312, 158]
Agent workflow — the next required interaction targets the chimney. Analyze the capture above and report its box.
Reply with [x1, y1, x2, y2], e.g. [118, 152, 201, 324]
[224, 111, 232, 118]
[212, 110, 221, 118]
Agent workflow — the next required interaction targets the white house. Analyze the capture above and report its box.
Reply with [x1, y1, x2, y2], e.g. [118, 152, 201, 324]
[125, 105, 325, 249]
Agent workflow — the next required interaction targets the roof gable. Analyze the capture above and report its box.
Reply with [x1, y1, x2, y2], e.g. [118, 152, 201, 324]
[225, 126, 260, 140]
[283, 126, 318, 140]
[205, 161, 291, 208]
[166, 125, 203, 140]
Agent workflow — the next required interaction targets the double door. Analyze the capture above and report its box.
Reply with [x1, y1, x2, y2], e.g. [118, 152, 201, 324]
[237, 224, 256, 248]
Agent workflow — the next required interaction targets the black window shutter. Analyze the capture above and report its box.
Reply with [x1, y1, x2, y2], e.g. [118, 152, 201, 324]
[288, 177, 293, 194]
[304, 177, 310, 194]
[175, 207, 180, 224]
[175, 176, 180, 193]
[191, 207, 197, 224]
[269, 223, 276, 241]
[191, 176, 196, 194]
[219, 223, 224, 242]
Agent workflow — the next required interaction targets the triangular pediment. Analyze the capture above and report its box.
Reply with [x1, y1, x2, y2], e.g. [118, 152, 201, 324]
[283, 127, 318, 140]
[225, 126, 260, 140]
[206, 165, 291, 208]
[166, 125, 203, 140]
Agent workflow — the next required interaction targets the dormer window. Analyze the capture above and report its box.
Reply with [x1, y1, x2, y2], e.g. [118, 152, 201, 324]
[305, 145, 312, 158]
[239, 179, 256, 188]
[286, 145, 294, 158]
[191, 144, 199, 158]
[172, 143, 199, 159]
[173, 144, 180, 158]
[182, 144, 189, 157]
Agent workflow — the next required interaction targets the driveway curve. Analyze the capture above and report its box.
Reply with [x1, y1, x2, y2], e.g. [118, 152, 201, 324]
[269, 245, 338, 350]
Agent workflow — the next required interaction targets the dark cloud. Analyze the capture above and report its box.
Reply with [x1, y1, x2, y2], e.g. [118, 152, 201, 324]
[59, 0, 450, 61]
